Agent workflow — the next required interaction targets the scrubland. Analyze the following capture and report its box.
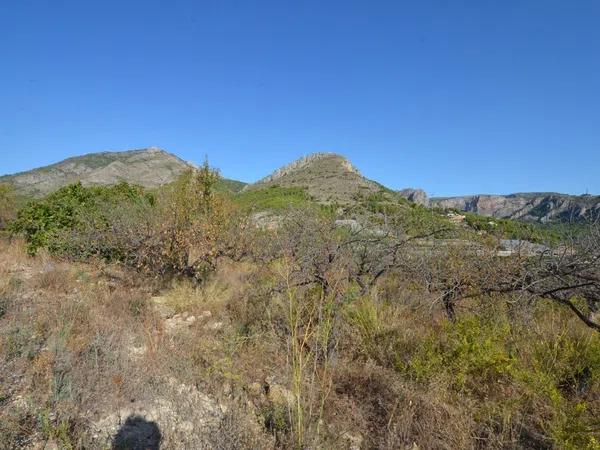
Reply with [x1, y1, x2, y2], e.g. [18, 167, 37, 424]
[1, 166, 599, 449]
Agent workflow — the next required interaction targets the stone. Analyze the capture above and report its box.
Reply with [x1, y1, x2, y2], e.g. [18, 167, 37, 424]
[129, 344, 147, 358]
[90, 379, 222, 449]
[251, 212, 283, 231]
[164, 313, 197, 333]
[334, 219, 363, 233]
[198, 310, 212, 321]
[222, 381, 233, 396]
[206, 321, 224, 331]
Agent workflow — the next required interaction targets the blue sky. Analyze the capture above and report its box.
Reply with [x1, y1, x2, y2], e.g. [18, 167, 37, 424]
[1, 0, 599, 196]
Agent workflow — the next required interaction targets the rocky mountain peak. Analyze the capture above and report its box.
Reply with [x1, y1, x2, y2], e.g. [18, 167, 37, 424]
[245, 152, 378, 204]
[398, 188, 429, 206]
[255, 153, 360, 185]
[0, 148, 192, 197]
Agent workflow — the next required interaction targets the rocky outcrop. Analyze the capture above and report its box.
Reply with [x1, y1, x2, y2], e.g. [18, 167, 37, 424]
[398, 188, 429, 206]
[253, 152, 360, 185]
[432, 193, 600, 223]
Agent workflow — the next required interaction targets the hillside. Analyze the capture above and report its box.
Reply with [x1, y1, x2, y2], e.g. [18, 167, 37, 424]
[244, 153, 384, 204]
[3, 151, 600, 449]
[433, 192, 600, 223]
[3, 169, 600, 448]
[0, 148, 246, 197]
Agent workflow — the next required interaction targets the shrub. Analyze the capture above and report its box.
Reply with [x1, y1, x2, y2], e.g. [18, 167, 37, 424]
[10, 182, 153, 255]
[393, 313, 514, 389]
[124, 165, 246, 280]
[9, 161, 248, 283]
[463, 212, 578, 244]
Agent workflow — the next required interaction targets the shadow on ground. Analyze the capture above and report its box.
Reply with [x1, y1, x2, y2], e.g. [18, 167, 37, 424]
[111, 415, 161, 450]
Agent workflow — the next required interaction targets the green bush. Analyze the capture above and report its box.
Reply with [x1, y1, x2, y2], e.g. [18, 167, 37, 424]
[10, 182, 153, 255]
[398, 314, 515, 388]
[387, 301, 600, 447]
[10, 165, 245, 282]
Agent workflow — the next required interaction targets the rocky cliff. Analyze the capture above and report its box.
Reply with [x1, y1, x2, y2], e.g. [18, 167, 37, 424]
[398, 188, 429, 206]
[433, 193, 600, 222]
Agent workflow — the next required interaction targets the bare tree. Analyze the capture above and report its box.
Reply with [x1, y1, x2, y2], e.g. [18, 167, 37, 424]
[427, 221, 600, 331]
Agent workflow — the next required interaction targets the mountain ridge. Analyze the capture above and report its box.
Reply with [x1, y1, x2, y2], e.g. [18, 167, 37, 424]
[2, 148, 599, 222]
[431, 193, 600, 222]
[0, 147, 245, 196]
[252, 152, 361, 185]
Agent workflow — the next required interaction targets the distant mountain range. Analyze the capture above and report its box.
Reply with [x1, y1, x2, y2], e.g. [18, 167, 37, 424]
[431, 193, 600, 223]
[1, 148, 598, 223]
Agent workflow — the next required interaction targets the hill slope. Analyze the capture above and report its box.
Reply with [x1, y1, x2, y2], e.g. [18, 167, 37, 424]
[0, 148, 246, 196]
[245, 152, 384, 204]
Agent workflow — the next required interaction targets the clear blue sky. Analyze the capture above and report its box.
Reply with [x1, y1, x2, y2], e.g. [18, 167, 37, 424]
[1, 1, 599, 196]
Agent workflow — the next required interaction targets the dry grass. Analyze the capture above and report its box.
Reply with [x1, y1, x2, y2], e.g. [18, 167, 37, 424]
[1, 235, 600, 449]
[0, 239, 269, 449]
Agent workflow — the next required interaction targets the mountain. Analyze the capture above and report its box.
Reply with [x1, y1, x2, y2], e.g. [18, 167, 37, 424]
[244, 152, 385, 203]
[3, 148, 598, 223]
[0, 148, 246, 197]
[432, 193, 600, 223]
[235, 153, 600, 223]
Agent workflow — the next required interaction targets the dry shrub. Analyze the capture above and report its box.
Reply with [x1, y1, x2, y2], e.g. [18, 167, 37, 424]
[205, 402, 275, 450]
[225, 265, 281, 336]
[0, 240, 28, 314]
[0, 238, 28, 271]
[329, 363, 475, 450]
[0, 243, 163, 448]
[100, 166, 249, 282]
[32, 264, 76, 294]
[159, 279, 205, 313]
[2, 210, 600, 448]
